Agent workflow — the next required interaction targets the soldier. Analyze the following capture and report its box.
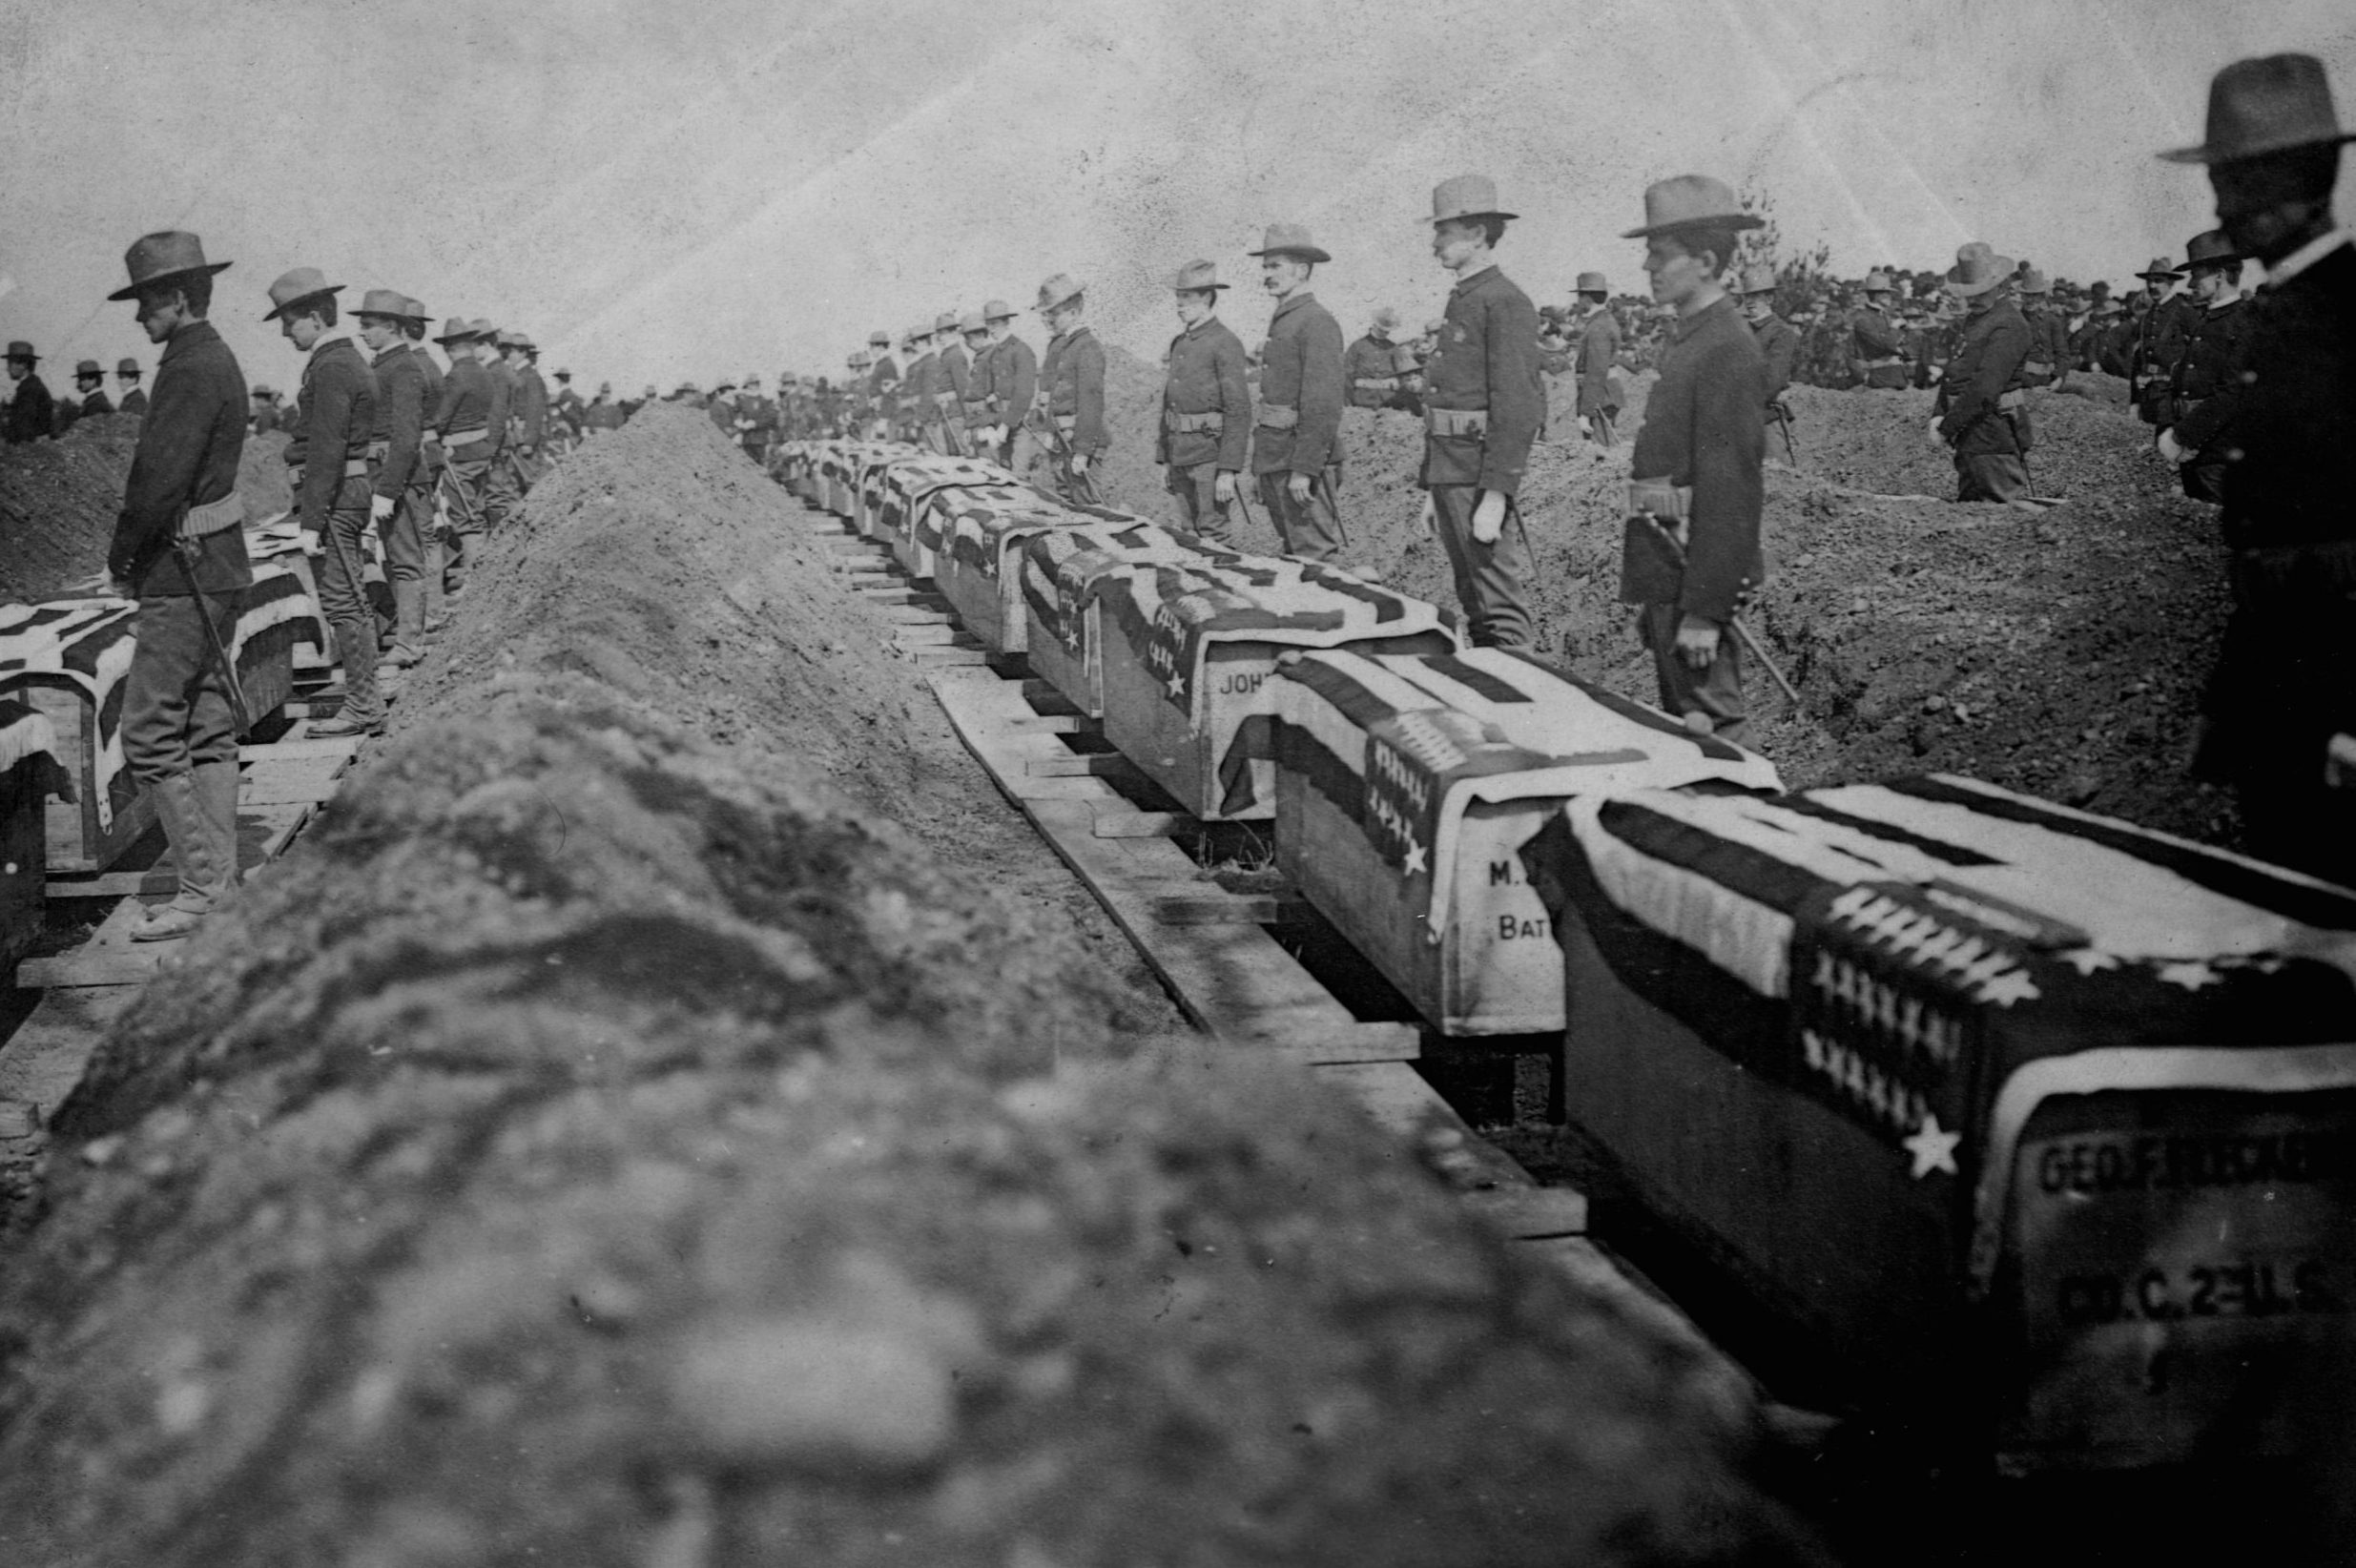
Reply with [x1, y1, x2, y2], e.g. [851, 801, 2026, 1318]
[956, 312, 994, 452]
[477, 327, 519, 527]
[734, 375, 776, 464]
[427, 318, 497, 597]
[1619, 177, 1768, 739]
[267, 265, 384, 739]
[979, 299, 1038, 471]
[1848, 272, 1910, 388]
[2156, 231, 2252, 504]
[1345, 306, 1403, 410]
[114, 356, 148, 416]
[1420, 175, 1543, 647]
[551, 369, 584, 441]
[898, 323, 936, 446]
[2161, 53, 2356, 883]
[1931, 242, 2036, 503]
[100, 233, 248, 940]
[4, 342, 53, 444]
[931, 310, 971, 456]
[1248, 221, 1347, 560]
[509, 332, 548, 480]
[397, 299, 450, 635]
[1571, 272, 1622, 446]
[1156, 260, 1251, 545]
[352, 288, 432, 669]
[2129, 256, 2198, 423]
[1032, 274, 1106, 504]
[1738, 264, 1799, 409]
[863, 330, 898, 440]
[71, 360, 115, 421]
[2015, 270, 2070, 387]
[584, 382, 624, 436]
[249, 384, 279, 435]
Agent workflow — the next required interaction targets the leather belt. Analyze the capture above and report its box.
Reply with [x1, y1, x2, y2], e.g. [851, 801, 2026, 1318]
[932, 391, 958, 411]
[1996, 389, 2027, 411]
[176, 490, 244, 540]
[1164, 409, 1224, 434]
[2022, 361, 2055, 378]
[443, 427, 489, 447]
[1255, 404, 1300, 430]
[1424, 405, 1488, 438]
[365, 441, 389, 461]
[1860, 356, 1907, 369]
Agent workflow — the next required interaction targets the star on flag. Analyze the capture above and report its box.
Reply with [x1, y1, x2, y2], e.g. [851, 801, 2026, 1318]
[2157, 960, 2222, 992]
[1975, 968, 2041, 1008]
[1166, 668, 1187, 701]
[1903, 1114, 1962, 1179]
[2058, 947, 2120, 977]
[1402, 839, 1429, 876]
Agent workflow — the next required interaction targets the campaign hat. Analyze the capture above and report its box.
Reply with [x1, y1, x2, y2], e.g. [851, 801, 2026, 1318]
[1620, 175, 1761, 238]
[1429, 174, 1517, 224]
[982, 298, 1016, 321]
[73, 360, 102, 378]
[108, 230, 231, 302]
[2160, 52, 2355, 165]
[1171, 259, 1230, 293]
[933, 310, 960, 334]
[1248, 223, 1331, 263]
[2183, 230, 2241, 270]
[2017, 268, 2052, 296]
[114, 358, 139, 376]
[4, 341, 35, 363]
[433, 317, 484, 344]
[1943, 241, 2016, 298]
[352, 287, 413, 320]
[262, 267, 342, 321]
[1372, 305, 1400, 331]
[959, 310, 986, 334]
[397, 296, 433, 324]
[1574, 271, 1608, 296]
[1738, 262, 1779, 296]
[1035, 273, 1085, 312]
[867, 329, 889, 347]
[2135, 255, 2184, 281]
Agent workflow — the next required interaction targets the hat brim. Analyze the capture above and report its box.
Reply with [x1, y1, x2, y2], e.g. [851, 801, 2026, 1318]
[1618, 214, 1767, 239]
[1034, 288, 1086, 313]
[2134, 268, 2184, 280]
[2159, 129, 2356, 165]
[262, 283, 344, 322]
[1428, 211, 1519, 227]
[1172, 281, 1232, 292]
[1247, 246, 1333, 263]
[107, 258, 233, 303]
[432, 327, 480, 344]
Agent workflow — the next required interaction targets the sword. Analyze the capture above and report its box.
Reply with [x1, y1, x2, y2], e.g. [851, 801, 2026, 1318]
[1629, 509, 1804, 710]
[173, 536, 255, 736]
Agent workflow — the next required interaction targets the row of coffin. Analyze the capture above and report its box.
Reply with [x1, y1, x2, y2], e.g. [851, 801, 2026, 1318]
[0, 528, 329, 963]
[777, 438, 2356, 1476]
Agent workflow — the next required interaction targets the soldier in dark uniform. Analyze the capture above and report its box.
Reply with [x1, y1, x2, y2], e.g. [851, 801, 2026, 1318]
[509, 333, 548, 482]
[269, 267, 382, 738]
[898, 324, 936, 448]
[1738, 263, 1799, 411]
[1033, 275, 1106, 503]
[2162, 53, 2356, 884]
[863, 330, 898, 440]
[1157, 260, 1251, 544]
[114, 357, 148, 416]
[980, 299, 1037, 472]
[427, 318, 497, 597]
[1421, 175, 1543, 648]
[1344, 306, 1403, 410]
[1848, 272, 1910, 388]
[1572, 272, 1622, 445]
[2156, 230, 2251, 503]
[1248, 222, 1347, 560]
[1622, 175, 1768, 739]
[103, 232, 249, 941]
[956, 313, 994, 452]
[478, 328, 519, 526]
[4, 342, 53, 444]
[2129, 256, 2196, 423]
[551, 370, 584, 442]
[2015, 270, 2070, 388]
[71, 360, 115, 422]
[931, 311, 971, 456]
[353, 289, 431, 669]
[396, 299, 449, 634]
[1932, 242, 2036, 503]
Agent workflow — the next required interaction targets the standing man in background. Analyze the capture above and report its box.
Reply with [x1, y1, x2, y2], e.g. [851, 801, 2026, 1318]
[932, 310, 971, 456]
[1848, 272, 1910, 388]
[1932, 242, 2036, 503]
[479, 327, 519, 526]
[1156, 259, 1251, 545]
[114, 357, 149, 416]
[428, 318, 497, 598]
[70, 360, 115, 423]
[1572, 272, 1622, 446]
[1033, 274, 1106, 504]
[1345, 307, 1403, 410]
[103, 232, 248, 942]
[1739, 264, 1799, 423]
[4, 343, 54, 444]
[354, 288, 431, 671]
[1621, 176, 1768, 740]
[1420, 175, 1542, 647]
[980, 299, 1037, 472]
[1248, 221, 1346, 560]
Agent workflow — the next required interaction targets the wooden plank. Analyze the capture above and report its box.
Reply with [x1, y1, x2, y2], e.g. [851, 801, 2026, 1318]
[1003, 714, 1098, 735]
[238, 773, 343, 807]
[1092, 811, 1187, 837]
[1023, 754, 1144, 778]
[1458, 1186, 1589, 1239]
[47, 870, 171, 898]
[1312, 1061, 1539, 1195]
[880, 609, 957, 627]
[16, 952, 162, 988]
[1148, 893, 1307, 926]
[891, 625, 967, 647]
[1222, 1021, 1422, 1064]
[251, 802, 314, 863]
[0, 986, 136, 1115]
[910, 648, 990, 668]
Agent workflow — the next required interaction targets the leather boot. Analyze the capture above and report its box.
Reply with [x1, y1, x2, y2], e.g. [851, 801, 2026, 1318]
[385, 578, 425, 667]
[192, 758, 243, 901]
[131, 773, 215, 942]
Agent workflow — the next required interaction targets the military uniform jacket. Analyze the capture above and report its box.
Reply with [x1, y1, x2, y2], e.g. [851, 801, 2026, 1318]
[430, 358, 498, 462]
[2135, 294, 2199, 379]
[4, 375, 53, 444]
[902, 352, 939, 422]
[1039, 325, 1106, 456]
[78, 389, 116, 420]
[368, 343, 429, 499]
[485, 360, 516, 453]
[1575, 310, 1622, 417]
[107, 320, 251, 597]
[1419, 264, 1542, 495]
[938, 344, 970, 409]
[1157, 316, 1250, 471]
[515, 367, 549, 450]
[1343, 334, 1397, 408]
[985, 336, 1037, 423]
[285, 337, 379, 532]
[1849, 308, 1904, 363]
[1934, 301, 2032, 457]
[866, 356, 899, 410]
[117, 386, 149, 417]
[2024, 309, 2070, 373]
[1627, 296, 1767, 623]
[1252, 291, 1344, 476]
[2168, 297, 2251, 413]
[1750, 313, 1799, 403]
[553, 387, 584, 430]
[412, 350, 446, 466]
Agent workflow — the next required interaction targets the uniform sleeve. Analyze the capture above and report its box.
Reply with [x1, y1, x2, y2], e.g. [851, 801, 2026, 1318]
[296, 361, 354, 531]
[375, 363, 425, 498]
[1762, 324, 1797, 400]
[2172, 308, 2253, 454]
[110, 363, 213, 579]
[1004, 341, 1038, 423]
[967, 347, 995, 413]
[521, 380, 548, 447]
[428, 368, 463, 434]
[1577, 320, 1613, 415]
[1479, 287, 1543, 495]
[944, 352, 969, 400]
[1292, 311, 1346, 474]
[1682, 335, 1768, 623]
[1073, 337, 1107, 455]
[1216, 331, 1251, 472]
[486, 371, 512, 453]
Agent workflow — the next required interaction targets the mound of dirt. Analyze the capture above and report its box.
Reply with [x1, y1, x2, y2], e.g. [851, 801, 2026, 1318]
[1089, 361, 2232, 845]
[0, 404, 1822, 1567]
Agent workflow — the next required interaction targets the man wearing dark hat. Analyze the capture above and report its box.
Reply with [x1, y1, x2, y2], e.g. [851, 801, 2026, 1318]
[585, 382, 623, 437]
[1249, 222, 1347, 560]
[1622, 175, 1769, 737]
[2152, 232, 2250, 503]
[1421, 176, 1543, 646]
[2162, 52, 2356, 884]
[1848, 273, 1910, 389]
[354, 289, 432, 669]
[1571, 273, 1622, 445]
[1157, 260, 1251, 544]
[2015, 270, 2070, 388]
[862, 330, 898, 441]
[2128, 255, 2197, 423]
[479, 329, 520, 527]
[71, 360, 115, 423]
[977, 299, 1037, 471]
[1932, 242, 2036, 503]
[1033, 275, 1107, 504]
[1345, 307, 1402, 411]
[551, 369, 584, 441]
[3, 342, 53, 444]
[428, 319, 497, 601]
[1738, 264, 1799, 417]
[113, 358, 148, 417]
[270, 266, 383, 739]
[102, 232, 249, 940]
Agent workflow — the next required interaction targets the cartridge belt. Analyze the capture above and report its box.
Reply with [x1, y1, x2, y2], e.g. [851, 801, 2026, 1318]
[1424, 404, 1488, 438]
[1254, 404, 1299, 431]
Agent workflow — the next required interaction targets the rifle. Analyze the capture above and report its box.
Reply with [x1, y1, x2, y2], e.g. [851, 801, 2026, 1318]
[1768, 399, 1798, 463]
[1622, 507, 1803, 710]
[174, 537, 255, 736]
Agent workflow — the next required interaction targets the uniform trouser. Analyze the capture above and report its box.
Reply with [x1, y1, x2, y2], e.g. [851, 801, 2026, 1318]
[2180, 458, 2228, 505]
[1002, 426, 1040, 480]
[123, 592, 244, 912]
[1049, 448, 1101, 506]
[484, 447, 523, 529]
[378, 480, 432, 656]
[444, 457, 490, 590]
[1258, 465, 1344, 562]
[1640, 602, 1748, 744]
[920, 423, 959, 457]
[314, 478, 385, 726]
[419, 464, 449, 626]
[1166, 462, 1240, 545]
[1955, 450, 2030, 503]
[1429, 484, 1534, 650]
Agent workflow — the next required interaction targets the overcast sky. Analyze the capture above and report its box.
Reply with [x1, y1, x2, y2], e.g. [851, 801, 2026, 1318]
[2, 0, 2349, 394]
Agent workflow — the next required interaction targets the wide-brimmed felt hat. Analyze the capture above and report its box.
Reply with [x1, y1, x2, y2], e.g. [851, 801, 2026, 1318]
[1430, 174, 1517, 225]
[867, 329, 889, 346]
[1035, 273, 1085, 312]
[933, 310, 959, 333]
[433, 317, 483, 344]
[1620, 175, 1761, 238]
[2134, 255, 2183, 281]
[398, 296, 433, 323]
[1371, 305, 1400, 331]
[352, 287, 412, 320]
[2017, 269, 2051, 295]
[73, 360, 102, 378]
[1739, 262, 1779, 296]
[959, 310, 986, 334]
[108, 230, 232, 302]
[1862, 270, 1895, 294]
[263, 266, 342, 321]
[4, 341, 36, 362]
[2183, 230, 2241, 270]
[981, 299, 1015, 321]
[115, 358, 139, 375]
[1248, 222, 1330, 263]
[1574, 271, 1608, 295]
[1171, 259, 1230, 293]
[2160, 52, 2355, 165]
[1943, 241, 2016, 297]
[555, 369, 571, 380]
[250, 383, 274, 397]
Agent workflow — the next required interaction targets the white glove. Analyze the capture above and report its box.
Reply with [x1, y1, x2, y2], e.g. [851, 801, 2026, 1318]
[1926, 415, 1947, 449]
[1070, 453, 1090, 475]
[369, 493, 395, 523]
[1471, 490, 1507, 545]
[1419, 492, 1437, 540]
[300, 531, 324, 559]
[2156, 429, 2185, 465]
